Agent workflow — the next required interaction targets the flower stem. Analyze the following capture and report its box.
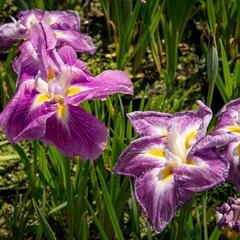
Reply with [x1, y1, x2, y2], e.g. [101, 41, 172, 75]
[202, 192, 208, 240]
[64, 158, 74, 240]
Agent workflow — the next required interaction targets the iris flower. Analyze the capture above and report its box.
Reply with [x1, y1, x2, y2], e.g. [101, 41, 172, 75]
[0, 9, 96, 53]
[13, 23, 92, 86]
[0, 45, 133, 159]
[206, 98, 240, 191]
[114, 101, 229, 232]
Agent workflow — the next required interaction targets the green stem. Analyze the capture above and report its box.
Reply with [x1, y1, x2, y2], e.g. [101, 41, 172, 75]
[65, 158, 74, 240]
[202, 192, 208, 240]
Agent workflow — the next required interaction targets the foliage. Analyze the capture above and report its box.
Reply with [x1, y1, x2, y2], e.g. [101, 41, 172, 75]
[1, 0, 240, 239]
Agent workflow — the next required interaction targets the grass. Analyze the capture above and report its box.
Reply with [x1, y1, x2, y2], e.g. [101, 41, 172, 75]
[1, 0, 240, 239]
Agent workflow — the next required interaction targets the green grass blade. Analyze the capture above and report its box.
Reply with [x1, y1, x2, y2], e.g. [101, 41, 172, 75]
[97, 168, 124, 240]
[86, 198, 109, 240]
[33, 200, 57, 240]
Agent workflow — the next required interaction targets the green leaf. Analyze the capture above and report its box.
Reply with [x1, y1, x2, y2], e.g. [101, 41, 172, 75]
[33, 200, 57, 240]
[97, 168, 124, 240]
[86, 198, 109, 240]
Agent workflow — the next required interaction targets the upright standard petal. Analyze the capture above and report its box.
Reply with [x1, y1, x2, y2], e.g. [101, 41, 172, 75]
[127, 111, 171, 137]
[57, 46, 91, 83]
[41, 104, 108, 159]
[66, 70, 133, 105]
[0, 81, 55, 143]
[127, 101, 212, 139]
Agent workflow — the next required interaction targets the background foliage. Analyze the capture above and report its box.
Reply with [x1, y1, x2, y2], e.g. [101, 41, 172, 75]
[0, 0, 239, 239]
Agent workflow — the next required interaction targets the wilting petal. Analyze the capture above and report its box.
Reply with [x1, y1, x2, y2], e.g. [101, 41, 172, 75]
[135, 167, 192, 232]
[174, 149, 229, 192]
[225, 141, 240, 191]
[0, 81, 55, 143]
[41, 104, 108, 159]
[113, 136, 169, 178]
[127, 111, 171, 137]
[66, 70, 133, 105]
[42, 10, 80, 31]
[54, 29, 96, 54]
[0, 22, 27, 50]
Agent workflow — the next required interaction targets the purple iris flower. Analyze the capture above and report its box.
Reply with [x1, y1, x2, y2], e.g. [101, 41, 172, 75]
[204, 98, 240, 192]
[0, 46, 133, 159]
[13, 23, 92, 86]
[216, 197, 240, 239]
[0, 9, 96, 54]
[113, 101, 229, 232]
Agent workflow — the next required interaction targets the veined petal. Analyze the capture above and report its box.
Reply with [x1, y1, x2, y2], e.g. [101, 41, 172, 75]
[225, 141, 240, 191]
[65, 70, 133, 105]
[19, 9, 44, 29]
[13, 41, 39, 85]
[0, 22, 27, 50]
[0, 81, 55, 143]
[189, 132, 236, 155]
[40, 104, 108, 159]
[29, 22, 57, 51]
[127, 101, 211, 140]
[127, 111, 171, 137]
[135, 167, 193, 232]
[113, 136, 168, 178]
[57, 46, 91, 82]
[54, 29, 96, 54]
[215, 98, 240, 135]
[174, 149, 229, 192]
[42, 10, 80, 31]
[170, 101, 212, 142]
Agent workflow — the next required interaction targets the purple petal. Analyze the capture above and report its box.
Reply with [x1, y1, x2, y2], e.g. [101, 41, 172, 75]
[169, 101, 212, 140]
[57, 46, 92, 83]
[113, 136, 168, 178]
[13, 41, 39, 85]
[0, 81, 55, 143]
[127, 101, 212, 140]
[42, 10, 80, 31]
[127, 111, 172, 137]
[66, 70, 133, 105]
[41, 104, 108, 159]
[0, 22, 27, 50]
[19, 9, 44, 28]
[225, 141, 240, 191]
[189, 132, 237, 155]
[54, 30, 96, 54]
[29, 22, 56, 51]
[135, 167, 193, 232]
[214, 98, 240, 134]
[174, 149, 229, 192]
